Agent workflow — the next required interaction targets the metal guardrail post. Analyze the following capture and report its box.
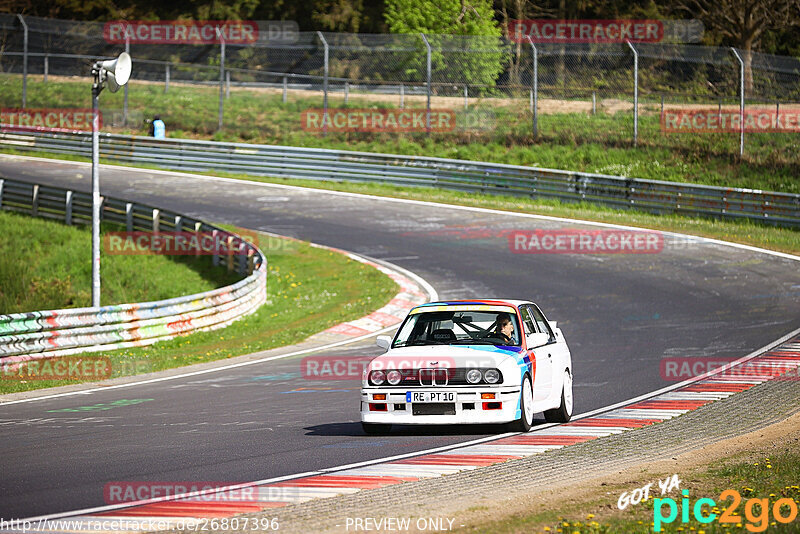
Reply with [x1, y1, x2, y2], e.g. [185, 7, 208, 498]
[65, 190, 73, 225]
[174, 215, 182, 231]
[0, 179, 3, 208]
[216, 28, 225, 131]
[123, 34, 130, 126]
[282, 76, 287, 103]
[400, 83, 404, 109]
[44, 54, 48, 83]
[165, 64, 170, 93]
[31, 184, 39, 216]
[152, 208, 160, 234]
[212, 229, 220, 266]
[464, 85, 468, 110]
[317, 31, 329, 136]
[344, 81, 349, 105]
[17, 15, 28, 108]
[731, 47, 745, 157]
[527, 37, 538, 139]
[125, 202, 133, 232]
[593, 92, 597, 115]
[226, 70, 231, 98]
[627, 40, 638, 147]
[420, 33, 432, 134]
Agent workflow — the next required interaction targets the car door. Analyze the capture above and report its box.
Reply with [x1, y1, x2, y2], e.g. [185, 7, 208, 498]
[530, 304, 568, 401]
[521, 305, 552, 402]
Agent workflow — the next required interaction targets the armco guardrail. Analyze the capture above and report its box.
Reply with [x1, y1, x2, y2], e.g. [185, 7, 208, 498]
[0, 177, 267, 362]
[1, 130, 798, 227]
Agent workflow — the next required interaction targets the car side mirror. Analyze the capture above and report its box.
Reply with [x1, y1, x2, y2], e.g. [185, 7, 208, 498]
[376, 335, 392, 350]
[526, 332, 550, 348]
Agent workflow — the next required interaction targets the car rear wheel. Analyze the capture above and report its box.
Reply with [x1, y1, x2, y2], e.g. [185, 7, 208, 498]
[544, 369, 573, 423]
[509, 374, 534, 432]
[362, 422, 392, 435]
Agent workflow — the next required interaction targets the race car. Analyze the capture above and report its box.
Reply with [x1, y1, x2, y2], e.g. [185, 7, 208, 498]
[360, 299, 573, 434]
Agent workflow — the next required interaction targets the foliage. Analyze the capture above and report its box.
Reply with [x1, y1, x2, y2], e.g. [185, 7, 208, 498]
[384, 0, 507, 88]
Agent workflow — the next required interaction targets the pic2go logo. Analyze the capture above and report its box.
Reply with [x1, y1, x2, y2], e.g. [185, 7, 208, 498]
[654, 489, 798, 532]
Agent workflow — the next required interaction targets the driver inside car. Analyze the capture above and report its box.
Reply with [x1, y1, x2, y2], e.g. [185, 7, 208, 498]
[492, 313, 516, 345]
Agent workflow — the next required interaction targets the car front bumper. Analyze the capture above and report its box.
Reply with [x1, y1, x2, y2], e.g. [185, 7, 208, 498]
[360, 386, 522, 425]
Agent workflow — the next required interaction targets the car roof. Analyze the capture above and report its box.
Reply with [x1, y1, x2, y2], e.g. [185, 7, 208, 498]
[415, 299, 532, 308]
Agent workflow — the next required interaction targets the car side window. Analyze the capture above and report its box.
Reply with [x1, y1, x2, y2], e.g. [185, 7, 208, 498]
[530, 305, 555, 342]
[519, 307, 537, 335]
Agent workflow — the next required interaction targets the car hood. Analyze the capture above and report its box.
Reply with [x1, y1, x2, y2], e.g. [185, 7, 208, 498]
[368, 344, 521, 371]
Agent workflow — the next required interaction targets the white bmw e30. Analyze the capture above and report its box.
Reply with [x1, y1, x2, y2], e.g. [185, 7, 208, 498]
[360, 299, 573, 434]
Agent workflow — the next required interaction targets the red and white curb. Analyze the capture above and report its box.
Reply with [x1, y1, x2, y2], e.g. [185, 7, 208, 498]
[15, 336, 799, 533]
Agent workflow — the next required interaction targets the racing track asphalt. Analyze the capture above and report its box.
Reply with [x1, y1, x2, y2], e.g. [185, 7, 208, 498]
[0, 156, 797, 519]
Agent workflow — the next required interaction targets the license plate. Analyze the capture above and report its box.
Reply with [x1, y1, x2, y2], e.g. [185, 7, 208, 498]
[406, 391, 456, 403]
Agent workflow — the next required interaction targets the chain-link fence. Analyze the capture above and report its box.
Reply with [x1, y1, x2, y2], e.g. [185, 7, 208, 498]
[1, 14, 799, 158]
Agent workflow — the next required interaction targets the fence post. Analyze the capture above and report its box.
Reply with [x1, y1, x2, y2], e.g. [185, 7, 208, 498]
[317, 31, 329, 136]
[226, 70, 231, 98]
[400, 83, 404, 108]
[152, 208, 160, 234]
[65, 190, 73, 225]
[216, 28, 225, 131]
[282, 76, 287, 103]
[0, 178, 3, 209]
[626, 40, 638, 146]
[730, 47, 745, 157]
[17, 15, 28, 108]
[43, 54, 48, 83]
[344, 81, 349, 104]
[123, 34, 130, 125]
[527, 37, 538, 139]
[420, 33, 432, 134]
[464, 85, 468, 109]
[165, 63, 170, 93]
[593, 91, 597, 115]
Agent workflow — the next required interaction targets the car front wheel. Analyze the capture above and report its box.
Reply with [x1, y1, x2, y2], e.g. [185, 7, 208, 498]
[509, 374, 534, 432]
[544, 369, 573, 423]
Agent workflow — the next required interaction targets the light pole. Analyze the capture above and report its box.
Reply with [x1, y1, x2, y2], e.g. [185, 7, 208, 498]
[90, 52, 131, 308]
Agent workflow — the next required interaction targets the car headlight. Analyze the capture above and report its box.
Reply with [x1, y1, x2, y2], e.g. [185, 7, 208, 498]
[370, 370, 386, 385]
[466, 368, 482, 384]
[484, 369, 501, 384]
[387, 370, 402, 385]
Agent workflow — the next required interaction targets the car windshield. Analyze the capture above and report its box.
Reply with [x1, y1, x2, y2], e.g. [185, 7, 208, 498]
[392, 309, 521, 347]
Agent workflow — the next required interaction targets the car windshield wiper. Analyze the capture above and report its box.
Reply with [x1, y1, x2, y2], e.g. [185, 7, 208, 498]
[397, 339, 447, 347]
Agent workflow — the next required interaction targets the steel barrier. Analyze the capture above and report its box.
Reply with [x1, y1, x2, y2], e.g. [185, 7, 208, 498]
[0, 176, 267, 362]
[0, 129, 798, 227]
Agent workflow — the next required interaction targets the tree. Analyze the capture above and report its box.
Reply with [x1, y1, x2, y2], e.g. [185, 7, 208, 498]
[384, 0, 506, 89]
[673, 0, 800, 93]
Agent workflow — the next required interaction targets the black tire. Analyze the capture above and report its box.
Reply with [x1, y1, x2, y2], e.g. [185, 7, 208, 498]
[508, 374, 534, 432]
[544, 370, 573, 423]
[362, 422, 392, 435]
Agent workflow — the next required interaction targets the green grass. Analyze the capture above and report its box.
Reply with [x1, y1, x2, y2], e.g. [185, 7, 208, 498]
[454, 450, 800, 533]
[0, 210, 240, 313]
[1, 75, 797, 193]
[0, 228, 398, 394]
